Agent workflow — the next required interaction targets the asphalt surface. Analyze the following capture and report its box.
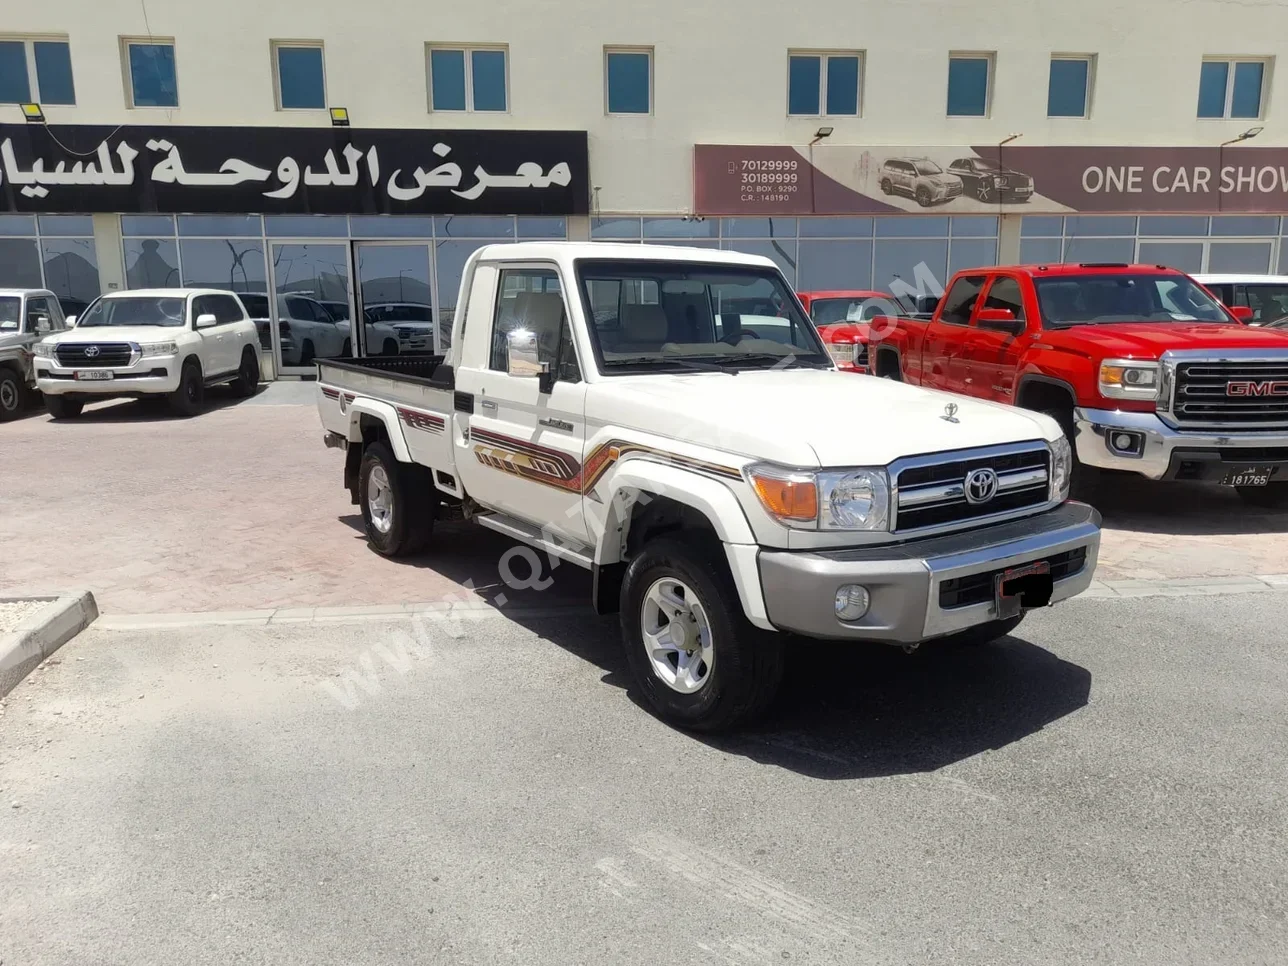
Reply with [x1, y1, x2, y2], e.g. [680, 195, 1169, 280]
[2, 593, 1286, 965]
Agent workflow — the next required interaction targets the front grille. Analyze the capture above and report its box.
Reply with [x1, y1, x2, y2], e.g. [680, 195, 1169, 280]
[939, 547, 1088, 610]
[56, 342, 134, 368]
[895, 446, 1050, 532]
[1172, 359, 1288, 428]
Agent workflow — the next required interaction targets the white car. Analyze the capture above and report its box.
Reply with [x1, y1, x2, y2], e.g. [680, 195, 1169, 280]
[1193, 274, 1288, 326]
[32, 288, 261, 419]
[0, 288, 67, 421]
[315, 242, 1101, 732]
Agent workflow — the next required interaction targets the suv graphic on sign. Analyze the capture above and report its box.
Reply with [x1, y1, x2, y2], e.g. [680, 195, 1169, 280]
[946, 157, 1035, 204]
[877, 158, 964, 207]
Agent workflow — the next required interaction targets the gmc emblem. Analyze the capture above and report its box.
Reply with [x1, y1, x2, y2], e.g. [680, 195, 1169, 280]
[1226, 380, 1288, 397]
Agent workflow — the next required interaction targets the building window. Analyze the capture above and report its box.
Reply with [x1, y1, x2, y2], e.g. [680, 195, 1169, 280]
[1048, 56, 1093, 118]
[947, 53, 992, 117]
[0, 214, 100, 315]
[0, 38, 75, 105]
[427, 46, 507, 112]
[124, 39, 178, 108]
[605, 48, 651, 115]
[1198, 58, 1268, 118]
[787, 51, 861, 116]
[273, 42, 325, 110]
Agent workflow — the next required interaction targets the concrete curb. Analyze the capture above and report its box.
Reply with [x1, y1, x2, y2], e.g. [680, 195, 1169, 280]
[79, 572, 1288, 630]
[0, 592, 98, 697]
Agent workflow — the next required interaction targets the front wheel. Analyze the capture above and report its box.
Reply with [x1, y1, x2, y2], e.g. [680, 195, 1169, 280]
[45, 394, 83, 420]
[620, 535, 785, 732]
[1236, 483, 1288, 509]
[168, 361, 204, 417]
[879, 178, 893, 195]
[915, 186, 933, 207]
[358, 441, 436, 557]
[0, 368, 26, 421]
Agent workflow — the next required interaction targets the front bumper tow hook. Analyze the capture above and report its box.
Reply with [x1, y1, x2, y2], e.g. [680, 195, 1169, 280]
[901, 642, 921, 655]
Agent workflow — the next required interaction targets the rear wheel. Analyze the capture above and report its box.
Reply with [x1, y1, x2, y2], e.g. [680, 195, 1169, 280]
[1236, 484, 1288, 509]
[620, 534, 785, 732]
[45, 394, 83, 420]
[0, 367, 26, 421]
[231, 347, 259, 397]
[358, 441, 436, 557]
[168, 361, 204, 417]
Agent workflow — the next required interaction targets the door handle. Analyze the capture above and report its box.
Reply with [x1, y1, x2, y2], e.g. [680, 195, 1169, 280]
[480, 399, 498, 412]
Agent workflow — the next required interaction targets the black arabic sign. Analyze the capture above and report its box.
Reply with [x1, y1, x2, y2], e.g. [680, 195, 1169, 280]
[0, 124, 589, 215]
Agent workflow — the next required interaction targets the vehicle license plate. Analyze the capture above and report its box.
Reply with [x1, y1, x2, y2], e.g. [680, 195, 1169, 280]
[993, 560, 1053, 619]
[75, 370, 114, 381]
[1221, 465, 1272, 487]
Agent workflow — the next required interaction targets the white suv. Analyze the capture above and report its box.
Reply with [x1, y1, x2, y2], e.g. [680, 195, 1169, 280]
[32, 288, 261, 419]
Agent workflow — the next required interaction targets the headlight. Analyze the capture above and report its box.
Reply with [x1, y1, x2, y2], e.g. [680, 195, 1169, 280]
[818, 469, 890, 530]
[32, 342, 54, 358]
[825, 342, 856, 365]
[1051, 436, 1072, 502]
[1099, 359, 1159, 399]
[140, 342, 178, 357]
[746, 463, 890, 531]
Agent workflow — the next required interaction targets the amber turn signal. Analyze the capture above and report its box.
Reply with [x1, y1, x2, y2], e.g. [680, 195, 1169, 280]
[747, 465, 818, 523]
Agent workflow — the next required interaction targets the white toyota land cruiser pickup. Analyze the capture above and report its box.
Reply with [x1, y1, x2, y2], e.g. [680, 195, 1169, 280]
[316, 243, 1101, 731]
[33, 288, 261, 419]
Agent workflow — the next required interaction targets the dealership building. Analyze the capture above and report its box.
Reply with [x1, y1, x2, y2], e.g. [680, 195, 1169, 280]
[3, 0, 1288, 374]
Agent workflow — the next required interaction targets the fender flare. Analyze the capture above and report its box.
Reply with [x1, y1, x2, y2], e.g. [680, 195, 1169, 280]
[346, 397, 412, 462]
[873, 343, 902, 377]
[590, 459, 773, 632]
[1015, 372, 1079, 408]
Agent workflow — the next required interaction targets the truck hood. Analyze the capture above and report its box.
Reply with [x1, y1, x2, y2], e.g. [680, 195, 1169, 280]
[591, 369, 1057, 468]
[44, 326, 187, 344]
[1038, 322, 1288, 358]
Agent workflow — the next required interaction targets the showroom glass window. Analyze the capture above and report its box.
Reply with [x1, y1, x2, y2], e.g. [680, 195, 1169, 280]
[947, 54, 992, 116]
[0, 37, 75, 104]
[1048, 56, 1092, 118]
[1197, 59, 1267, 118]
[788, 51, 861, 116]
[125, 40, 178, 108]
[428, 46, 507, 112]
[605, 48, 651, 114]
[274, 43, 326, 110]
[0, 215, 100, 315]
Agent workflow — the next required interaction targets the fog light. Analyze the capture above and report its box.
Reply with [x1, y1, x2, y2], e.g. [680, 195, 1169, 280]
[1108, 431, 1144, 456]
[834, 584, 871, 622]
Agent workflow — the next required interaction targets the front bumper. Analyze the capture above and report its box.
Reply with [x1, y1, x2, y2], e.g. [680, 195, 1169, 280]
[757, 502, 1101, 643]
[35, 358, 181, 395]
[1074, 407, 1288, 482]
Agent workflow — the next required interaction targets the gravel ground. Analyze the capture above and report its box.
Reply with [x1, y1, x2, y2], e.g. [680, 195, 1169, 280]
[0, 599, 46, 635]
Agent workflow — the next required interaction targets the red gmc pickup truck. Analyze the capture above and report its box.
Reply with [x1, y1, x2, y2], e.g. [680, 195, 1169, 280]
[869, 262, 1288, 506]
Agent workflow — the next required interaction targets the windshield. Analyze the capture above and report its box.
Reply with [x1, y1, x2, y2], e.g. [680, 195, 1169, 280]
[0, 297, 18, 331]
[1034, 275, 1230, 327]
[1240, 284, 1288, 324]
[809, 297, 886, 325]
[577, 260, 830, 372]
[77, 296, 186, 328]
[914, 160, 943, 176]
[973, 158, 1001, 172]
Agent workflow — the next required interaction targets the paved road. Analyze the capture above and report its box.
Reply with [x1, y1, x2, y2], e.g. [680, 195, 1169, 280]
[4, 384, 1288, 615]
[2, 593, 1285, 965]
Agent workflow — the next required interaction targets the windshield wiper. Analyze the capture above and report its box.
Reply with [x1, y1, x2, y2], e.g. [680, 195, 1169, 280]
[703, 352, 829, 369]
[673, 358, 737, 374]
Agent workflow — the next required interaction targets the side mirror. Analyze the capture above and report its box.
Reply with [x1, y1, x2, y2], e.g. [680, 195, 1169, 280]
[505, 328, 552, 393]
[64, 315, 77, 328]
[195, 313, 218, 329]
[976, 307, 1025, 335]
[33, 315, 51, 335]
[1228, 304, 1254, 324]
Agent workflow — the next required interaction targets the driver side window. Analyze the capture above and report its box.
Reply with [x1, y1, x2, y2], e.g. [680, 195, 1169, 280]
[940, 275, 986, 325]
[490, 268, 580, 382]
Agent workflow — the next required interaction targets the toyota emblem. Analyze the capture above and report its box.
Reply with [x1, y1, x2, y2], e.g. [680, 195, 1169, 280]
[84, 345, 100, 358]
[963, 467, 1000, 505]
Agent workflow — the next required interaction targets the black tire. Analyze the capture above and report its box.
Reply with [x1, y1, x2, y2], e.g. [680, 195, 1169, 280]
[1236, 484, 1288, 509]
[300, 340, 315, 365]
[0, 367, 26, 421]
[976, 183, 996, 204]
[620, 534, 785, 732]
[45, 394, 83, 420]
[341, 338, 352, 357]
[231, 347, 260, 397]
[357, 441, 436, 557]
[915, 186, 933, 207]
[168, 360, 204, 417]
[879, 178, 893, 195]
[936, 615, 1025, 647]
[382, 338, 399, 356]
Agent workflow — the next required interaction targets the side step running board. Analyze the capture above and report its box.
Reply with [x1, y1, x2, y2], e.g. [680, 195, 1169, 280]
[475, 513, 596, 570]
